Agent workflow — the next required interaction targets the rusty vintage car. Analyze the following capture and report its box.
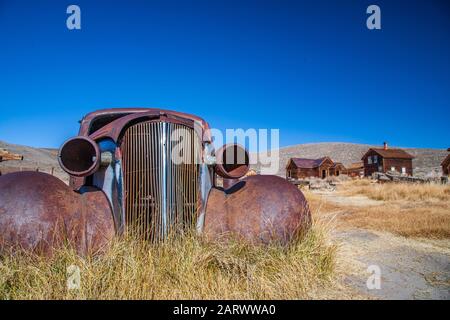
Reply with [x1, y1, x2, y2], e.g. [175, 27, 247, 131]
[0, 108, 310, 254]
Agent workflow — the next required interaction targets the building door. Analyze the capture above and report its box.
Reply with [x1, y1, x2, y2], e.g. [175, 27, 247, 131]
[322, 169, 326, 179]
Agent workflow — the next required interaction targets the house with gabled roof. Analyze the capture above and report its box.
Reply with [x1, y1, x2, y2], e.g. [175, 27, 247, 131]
[361, 142, 414, 177]
[286, 156, 335, 179]
[329, 162, 346, 177]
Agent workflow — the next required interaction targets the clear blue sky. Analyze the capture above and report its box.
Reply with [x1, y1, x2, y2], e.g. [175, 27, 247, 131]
[0, 0, 449, 149]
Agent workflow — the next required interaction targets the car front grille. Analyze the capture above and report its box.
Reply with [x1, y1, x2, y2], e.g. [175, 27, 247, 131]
[121, 121, 200, 241]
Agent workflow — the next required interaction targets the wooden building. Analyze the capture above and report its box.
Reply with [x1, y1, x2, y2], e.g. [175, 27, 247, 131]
[286, 157, 335, 179]
[441, 148, 450, 176]
[345, 162, 364, 178]
[0, 148, 24, 176]
[329, 162, 346, 176]
[361, 142, 414, 177]
[0, 148, 23, 162]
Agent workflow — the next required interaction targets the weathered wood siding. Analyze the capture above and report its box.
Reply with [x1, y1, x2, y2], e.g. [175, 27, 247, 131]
[383, 158, 413, 175]
[363, 150, 413, 176]
[287, 167, 319, 179]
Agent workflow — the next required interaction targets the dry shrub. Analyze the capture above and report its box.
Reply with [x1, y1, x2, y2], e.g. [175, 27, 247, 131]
[0, 220, 337, 300]
[343, 181, 450, 202]
[338, 204, 450, 239]
[307, 180, 450, 239]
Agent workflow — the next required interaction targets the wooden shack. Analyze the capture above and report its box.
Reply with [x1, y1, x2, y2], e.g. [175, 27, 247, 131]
[0, 148, 23, 162]
[286, 157, 335, 179]
[361, 142, 414, 177]
[345, 162, 364, 178]
[329, 162, 346, 176]
[0, 148, 24, 176]
[441, 148, 450, 176]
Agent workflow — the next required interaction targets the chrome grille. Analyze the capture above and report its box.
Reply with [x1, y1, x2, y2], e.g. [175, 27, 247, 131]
[121, 121, 200, 241]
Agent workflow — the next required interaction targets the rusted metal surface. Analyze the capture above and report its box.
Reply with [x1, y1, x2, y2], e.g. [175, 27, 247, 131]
[58, 136, 100, 177]
[70, 108, 213, 191]
[0, 171, 114, 255]
[121, 121, 200, 240]
[87, 109, 212, 144]
[1, 108, 312, 254]
[79, 108, 212, 141]
[204, 175, 311, 245]
[215, 144, 249, 179]
[222, 178, 239, 189]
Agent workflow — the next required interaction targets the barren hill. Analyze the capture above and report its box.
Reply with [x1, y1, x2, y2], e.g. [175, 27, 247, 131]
[0, 140, 68, 182]
[252, 142, 448, 178]
[0, 141, 447, 181]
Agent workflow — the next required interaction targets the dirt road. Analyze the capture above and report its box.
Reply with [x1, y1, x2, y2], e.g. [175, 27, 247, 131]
[316, 191, 450, 300]
[336, 228, 449, 299]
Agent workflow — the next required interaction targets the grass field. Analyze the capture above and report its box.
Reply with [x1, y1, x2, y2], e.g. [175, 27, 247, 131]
[1, 179, 448, 300]
[0, 221, 338, 300]
[306, 180, 450, 239]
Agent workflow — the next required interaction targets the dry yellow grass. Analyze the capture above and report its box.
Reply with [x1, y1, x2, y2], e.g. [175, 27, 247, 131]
[0, 220, 338, 300]
[342, 181, 450, 202]
[305, 180, 450, 239]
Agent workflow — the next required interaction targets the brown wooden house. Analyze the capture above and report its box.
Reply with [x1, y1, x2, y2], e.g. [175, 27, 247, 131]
[361, 143, 414, 177]
[441, 148, 450, 176]
[345, 162, 364, 177]
[286, 157, 335, 179]
[329, 162, 346, 176]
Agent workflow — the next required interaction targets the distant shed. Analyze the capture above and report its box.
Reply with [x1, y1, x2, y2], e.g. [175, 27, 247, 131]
[361, 143, 414, 177]
[345, 162, 364, 178]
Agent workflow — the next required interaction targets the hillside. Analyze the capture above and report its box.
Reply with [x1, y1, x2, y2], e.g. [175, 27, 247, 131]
[251, 142, 448, 177]
[0, 140, 68, 182]
[0, 141, 447, 181]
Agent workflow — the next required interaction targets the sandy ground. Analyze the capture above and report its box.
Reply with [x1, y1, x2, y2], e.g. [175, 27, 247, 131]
[316, 191, 450, 300]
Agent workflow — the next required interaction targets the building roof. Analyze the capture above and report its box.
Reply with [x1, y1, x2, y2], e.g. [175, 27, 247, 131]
[362, 148, 414, 160]
[347, 162, 364, 170]
[288, 157, 333, 169]
[332, 162, 345, 169]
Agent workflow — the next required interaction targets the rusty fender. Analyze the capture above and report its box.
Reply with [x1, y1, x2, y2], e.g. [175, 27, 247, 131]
[0, 171, 115, 255]
[204, 175, 311, 245]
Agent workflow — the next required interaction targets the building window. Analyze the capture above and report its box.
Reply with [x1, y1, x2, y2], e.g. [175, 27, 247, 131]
[368, 157, 372, 164]
[391, 167, 395, 171]
[373, 155, 378, 163]
[402, 167, 406, 174]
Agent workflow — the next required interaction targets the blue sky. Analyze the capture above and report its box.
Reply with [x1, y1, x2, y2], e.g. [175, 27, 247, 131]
[0, 0, 449, 149]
